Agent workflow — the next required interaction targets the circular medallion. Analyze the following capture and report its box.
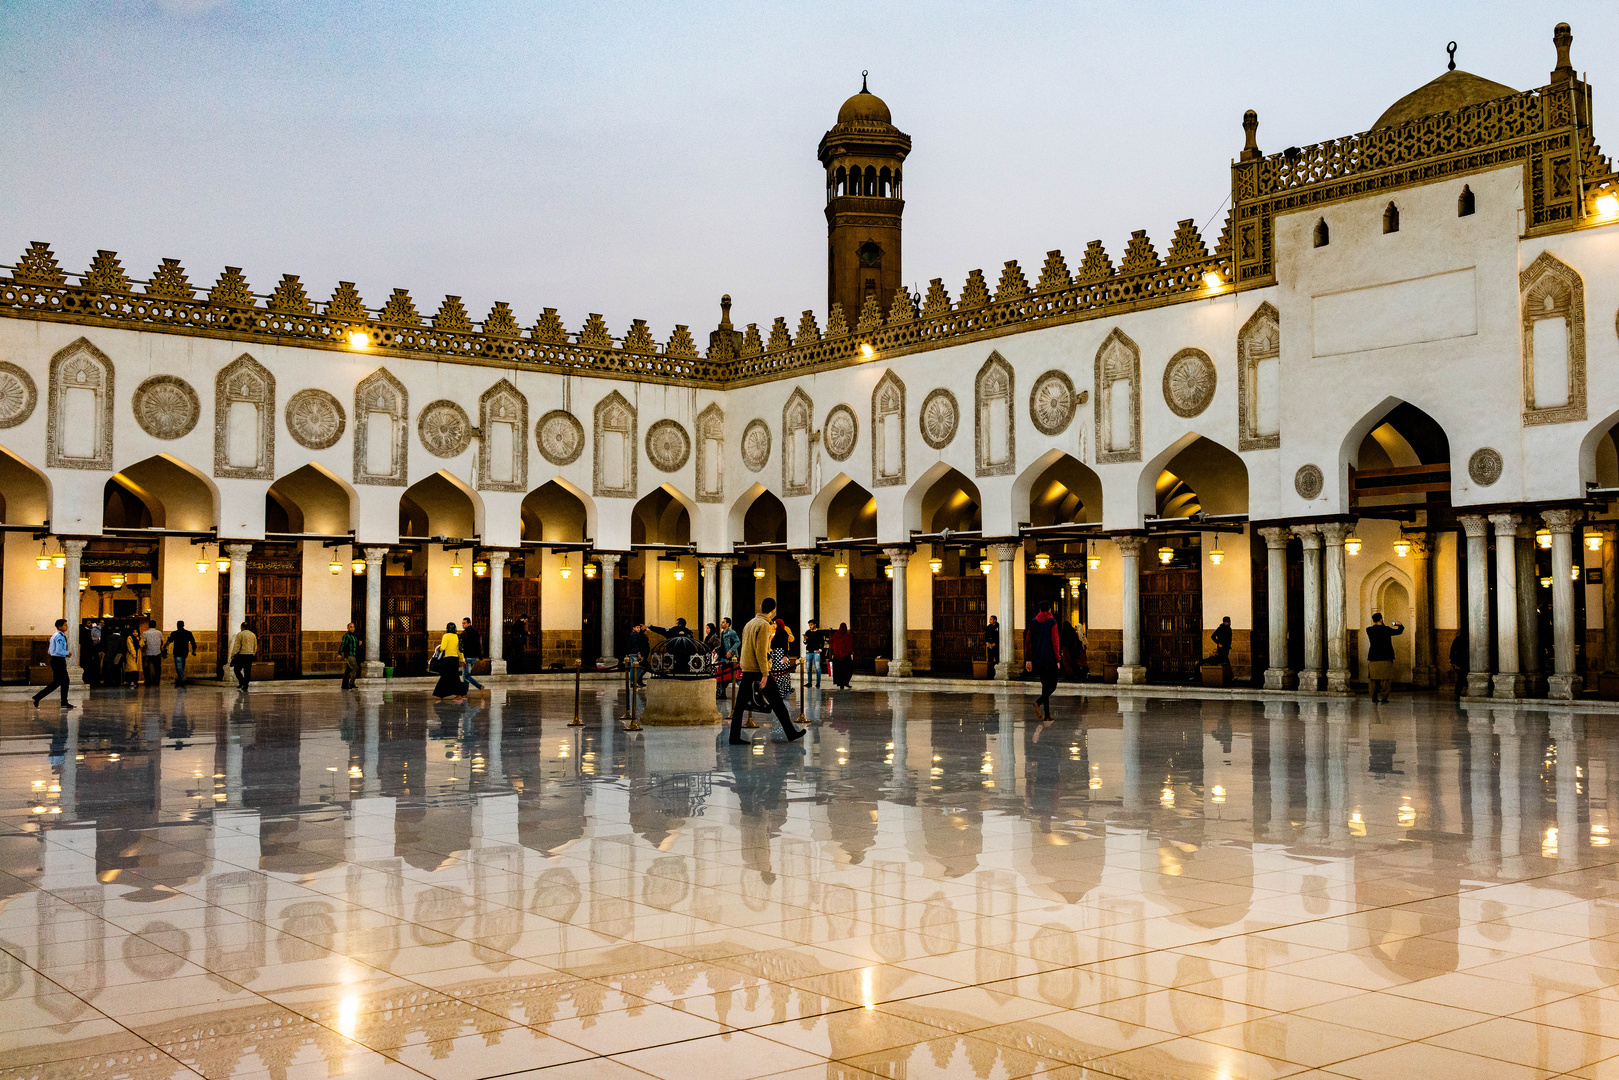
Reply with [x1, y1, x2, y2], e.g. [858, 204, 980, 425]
[0, 362, 38, 429]
[742, 419, 771, 472]
[418, 400, 472, 458]
[132, 375, 199, 440]
[823, 405, 857, 461]
[1029, 370, 1077, 435]
[919, 388, 959, 449]
[284, 389, 346, 450]
[536, 409, 584, 466]
[1294, 464, 1324, 500]
[645, 419, 691, 472]
[1468, 447, 1503, 487]
[1162, 348, 1217, 418]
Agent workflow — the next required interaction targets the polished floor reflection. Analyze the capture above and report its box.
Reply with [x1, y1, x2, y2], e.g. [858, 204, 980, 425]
[5, 686, 1619, 1079]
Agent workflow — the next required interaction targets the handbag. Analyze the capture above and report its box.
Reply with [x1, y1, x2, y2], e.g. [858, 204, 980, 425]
[430, 646, 445, 670]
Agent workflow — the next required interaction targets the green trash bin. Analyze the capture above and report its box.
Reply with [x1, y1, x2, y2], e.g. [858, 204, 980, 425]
[384, 666, 394, 678]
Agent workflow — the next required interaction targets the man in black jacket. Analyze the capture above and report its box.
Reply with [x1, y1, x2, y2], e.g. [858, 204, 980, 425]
[459, 618, 485, 694]
[1024, 602, 1062, 721]
[626, 623, 650, 686]
[168, 621, 197, 687]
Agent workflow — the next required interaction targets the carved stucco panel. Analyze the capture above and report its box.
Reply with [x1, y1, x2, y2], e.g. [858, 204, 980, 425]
[975, 352, 1015, 477]
[695, 402, 723, 503]
[593, 390, 637, 498]
[478, 379, 528, 492]
[1238, 302, 1280, 451]
[1093, 330, 1140, 465]
[782, 388, 813, 497]
[46, 337, 114, 471]
[871, 371, 905, 488]
[1520, 250, 1586, 426]
[353, 368, 408, 486]
[213, 352, 274, 480]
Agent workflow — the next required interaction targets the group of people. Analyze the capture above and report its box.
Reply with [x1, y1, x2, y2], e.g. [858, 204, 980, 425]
[72, 617, 199, 689]
[430, 618, 492, 702]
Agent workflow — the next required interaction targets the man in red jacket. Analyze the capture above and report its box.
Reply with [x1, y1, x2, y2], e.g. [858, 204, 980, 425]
[1024, 601, 1063, 721]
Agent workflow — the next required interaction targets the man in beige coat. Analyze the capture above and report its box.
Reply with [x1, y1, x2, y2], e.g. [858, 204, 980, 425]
[229, 621, 258, 691]
[729, 597, 804, 745]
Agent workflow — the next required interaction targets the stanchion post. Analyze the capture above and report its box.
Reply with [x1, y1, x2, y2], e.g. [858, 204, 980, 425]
[568, 663, 584, 726]
[797, 656, 808, 725]
[623, 672, 642, 732]
[742, 668, 759, 728]
[619, 662, 633, 720]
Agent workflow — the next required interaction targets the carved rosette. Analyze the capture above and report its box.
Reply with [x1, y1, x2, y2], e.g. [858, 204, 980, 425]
[418, 400, 472, 458]
[285, 388, 346, 450]
[1468, 447, 1503, 486]
[132, 375, 200, 439]
[741, 419, 771, 473]
[1294, 463, 1324, 500]
[0, 362, 38, 429]
[1029, 370, 1078, 436]
[1162, 348, 1216, 418]
[919, 388, 959, 449]
[645, 418, 691, 472]
[536, 410, 584, 466]
[823, 405, 857, 462]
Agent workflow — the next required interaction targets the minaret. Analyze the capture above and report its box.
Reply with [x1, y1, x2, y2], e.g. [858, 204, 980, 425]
[818, 72, 911, 322]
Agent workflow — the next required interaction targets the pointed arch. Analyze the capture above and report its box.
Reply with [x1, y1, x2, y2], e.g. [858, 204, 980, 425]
[975, 351, 1015, 476]
[1238, 303, 1280, 450]
[402, 468, 484, 538]
[214, 353, 275, 479]
[728, 481, 773, 546]
[695, 401, 724, 503]
[478, 378, 528, 492]
[903, 460, 982, 535]
[353, 367, 408, 487]
[593, 390, 636, 498]
[1014, 447, 1102, 527]
[269, 462, 355, 535]
[1520, 250, 1586, 426]
[782, 387, 813, 497]
[1093, 328, 1140, 463]
[871, 371, 905, 487]
[1337, 397, 1455, 507]
[109, 453, 220, 531]
[46, 336, 114, 470]
[1137, 432, 1248, 520]
[0, 444, 51, 524]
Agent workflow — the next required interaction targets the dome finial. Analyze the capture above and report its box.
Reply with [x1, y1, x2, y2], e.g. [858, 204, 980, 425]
[1239, 109, 1261, 162]
[861, 69, 869, 94]
[1446, 41, 1457, 71]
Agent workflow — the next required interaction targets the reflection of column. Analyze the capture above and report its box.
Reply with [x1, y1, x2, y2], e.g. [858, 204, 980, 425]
[1488, 514, 1524, 698]
[1544, 509, 1583, 700]
[1259, 527, 1292, 690]
[59, 714, 79, 820]
[1515, 523, 1543, 693]
[884, 547, 911, 676]
[992, 542, 1019, 680]
[1303, 703, 1325, 840]
[1115, 535, 1147, 685]
[1459, 515, 1492, 697]
[1552, 715, 1582, 866]
[363, 703, 380, 798]
[794, 553, 818, 649]
[487, 691, 505, 785]
[1321, 522, 1351, 692]
[1298, 525, 1323, 691]
[1410, 533, 1435, 688]
[487, 551, 508, 674]
[363, 546, 386, 677]
[60, 539, 86, 668]
[1465, 709, 1494, 866]
[699, 557, 721, 635]
[226, 724, 245, 808]
[225, 542, 254, 645]
[599, 553, 621, 668]
[1120, 699, 1143, 814]
[1266, 701, 1289, 839]
[1605, 525, 1619, 674]
[1327, 702, 1349, 841]
[1495, 712, 1523, 862]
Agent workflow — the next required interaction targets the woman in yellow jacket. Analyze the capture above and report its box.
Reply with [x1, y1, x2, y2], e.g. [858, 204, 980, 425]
[123, 632, 141, 687]
[431, 622, 466, 701]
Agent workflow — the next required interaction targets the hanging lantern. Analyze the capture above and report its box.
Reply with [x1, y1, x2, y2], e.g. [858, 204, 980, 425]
[884, 563, 894, 579]
[329, 555, 342, 575]
[1034, 552, 1050, 571]
[752, 564, 766, 579]
[51, 551, 66, 570]
[1587, 532, 1604, 552]
[111, 573, 126, 589]
[1344, 533, 1362, 556]
[1537, 528, 1553, 550]
[979, 559, 991, 575]
[672, 562, 685, 582]
[352, 556, 366, 575]
[450, 553, 463, 577]
[928, 556, 943, 574]
[1158, 545, 1175, 565]
[1573, 564, 1582, 580]
[1393, 537, 1411, 558]
[1541, 575, 1554, 588]
[217, 547, 232, 571]
[473, 558, 487, 577]
[78, 575, 89, 591]
[1208, 543, 1224, 566]
[35, 545, 49, 571]
[196, 551, 209, 573]
[1068, 576, 1082, 598]
[1087, 543, 1100, 571]
[834, 557, 849, 578]
[583, 561, 598, 579]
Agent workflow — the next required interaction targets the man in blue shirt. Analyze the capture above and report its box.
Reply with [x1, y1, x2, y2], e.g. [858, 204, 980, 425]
[32, 619, 75, 710]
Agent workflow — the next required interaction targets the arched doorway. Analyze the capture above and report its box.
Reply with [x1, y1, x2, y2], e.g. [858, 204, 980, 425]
[517, 480, 588, 670]
[910, 466, 985, 675]
[1020, 451, 1103, 677]
[632, 484, 695, 645]
[0, 446, 51, 683]
[735, 486, 787, 633]
[816, 476, 880, 672]
[391, 472, 480, 676]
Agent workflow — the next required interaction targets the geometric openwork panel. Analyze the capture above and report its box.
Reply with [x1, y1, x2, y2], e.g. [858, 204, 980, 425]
[478, 379, 528, 492]
[975, 352, 1014, 476]
[1093, 329, 1141, 464]
[1237, 302, 1280, 451]
[353, 368, 408, 487]
[593, 390, 637, 498]
[46, 337, 114, 470]
[1519, 250, 1586, 426]
[213, 353, 275, 480]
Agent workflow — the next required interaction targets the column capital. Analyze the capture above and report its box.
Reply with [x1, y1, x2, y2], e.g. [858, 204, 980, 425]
[598, 552, 622, 568]
[1295, 523, 1323, 548]
[699, 555, 722, 570]
[224, 542, 255, 558]
[59, 538, 88, 556]
[1113, 534, 1149, 557]
[883, 546, 911, 566]
[1458, 514, 1490, 538]
[1543, 508, 1583, 533]
[793, 553, 819, 569]
[487, 550, 509, 568]
[364, 546, 388, 565]
[990, 541, 1021, 561]
[1405, 531, 1434, 558]
[1488, 512, 1524, 533]
[1257, 526, 1292, 548]
[1318, 521, 1352, 546]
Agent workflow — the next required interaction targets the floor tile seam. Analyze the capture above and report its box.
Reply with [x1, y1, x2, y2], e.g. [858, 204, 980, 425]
[1183, 1027, 1419, 1072]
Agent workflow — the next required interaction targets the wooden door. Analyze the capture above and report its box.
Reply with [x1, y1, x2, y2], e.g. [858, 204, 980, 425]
[850, 578, 891, 672]
[218, 544, 301, 678]
[932, 574, 988, 674]
[382, 574, 427, 676]
[583, 575, 643, 663]
[476, 569, 542, 670]
[1142, 565, 1201, 683]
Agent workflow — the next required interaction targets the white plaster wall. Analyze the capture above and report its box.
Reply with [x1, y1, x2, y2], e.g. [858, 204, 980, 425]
[1201, 529, 1251, 630]
[300, 540, 353, 633]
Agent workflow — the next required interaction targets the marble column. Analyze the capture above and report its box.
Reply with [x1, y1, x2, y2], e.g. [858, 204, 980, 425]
[1114, 535, 1148, 685]
[1259, 526, 1292, 690]
[487, 551, 508, 674]
[60, 539, 86, 669]
[1297, 525, 1323, 691]
[699, 557, 721, 635]
[1604, 524, 1619, 675]
[363, 546, 387, 677]
[992, 542, 1019, 680]
[598, 553, 620, 668]
[1489, 514, 1525, 698]
[794, 553, 818, 648]
[225, 542, 253, 646]
[884, 547, 911, 676]
[1321, 522, 1351, 692]
[1458, 515, 1492, 698]
[1544, 508, 1583, 700]
[1409, 533, 1435, 688]
[718, 558, 733, 627]
[1515, 522, 1543, 694]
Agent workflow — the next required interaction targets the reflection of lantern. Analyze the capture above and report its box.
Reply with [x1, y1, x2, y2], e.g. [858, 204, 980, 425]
[752, 564, 766, 579]
[111, 573, 126, 589]
[473, 559, 488, 577]
[1034, 552, 1050, 570]
[1588, 532, 1605, 551]
[1537, 528, 1553, 549]
[35, 545, 49, 571]
[450, 553, 463, 577]
[1158, 545, 1175, 565]
[583, 561, 597, 579]
[352, 557, 366, 575]
[1393, 537, 1411, 558]
[1209, 543, 1224, 566]
[1344, 533, 1362, 556]
[884, 563, 893, 579]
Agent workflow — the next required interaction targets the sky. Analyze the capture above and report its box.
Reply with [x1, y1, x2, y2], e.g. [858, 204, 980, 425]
[2, 1, 1615, 343]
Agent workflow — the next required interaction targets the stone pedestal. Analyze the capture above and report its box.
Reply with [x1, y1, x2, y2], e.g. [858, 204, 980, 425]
[639, 678, 722, 726]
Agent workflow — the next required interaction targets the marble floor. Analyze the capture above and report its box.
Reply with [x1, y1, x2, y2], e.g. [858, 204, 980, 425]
[3, 684, 1619, 1080]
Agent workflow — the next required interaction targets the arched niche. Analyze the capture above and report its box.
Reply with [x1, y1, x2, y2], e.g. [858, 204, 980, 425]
[1093, 329, 1141, 464]
[353, 367, 408, 487]
[592, 390, 636, 498]
[1017, 449, 1103, 527]
[214, 353, 275, 480]
[975, 352, 1014, 477]
[1339, 399, 1452, 511]
[1520, 250, 1586, 426]
[478, 379, 528, 493]
[47, 337, 114, 471]
[268, 464, 354, 535]
[105, 455, 218, 532]
[521, 478, 596, 542]
[695, 402, 723, 504]
[782, 388, 813, 497]
[1139, 434, 1249, 519]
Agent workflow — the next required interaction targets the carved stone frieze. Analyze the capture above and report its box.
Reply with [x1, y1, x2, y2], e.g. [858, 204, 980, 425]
[536, 409, 584, 466]
[919, 388, 958, 449]
[46, 337, 114, 470]
[1162, 347, 1216, 418]
[741, 419, 771, 473]
[213, 353, 274, 480]
[353, 369, 407, 486]
[0, 362, 38, 429]
[132, 375, 199, 440]
[823, 404, 857, 462]
[1294, 463, 1324, 500]
[418, 400, 472, 458]
[645, 418, 691, 472]
[286, 389, 346, 451]
[1469, 447, 1504, 486]
[975, 352, 1015, 476]
[1029, 370, 1078, 436]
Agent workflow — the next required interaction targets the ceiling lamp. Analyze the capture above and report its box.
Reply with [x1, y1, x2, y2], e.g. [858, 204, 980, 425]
[111, 573, 126, 589]
[329, 555, 342, 575]
[1344, 533, 1362, 556]
[196, 551, 209, 573]
[51, 551, 66, 570]
[1034, 552, 1050, 571]
[834, 557, 848, 578]
[672, 563, 685, 582]
[36, 545, 49, 571]
[473, 558, 488, 577]
[752, 564, 766, 579]
[1537, 528, 1553, 550]
[1587, 532, 1604, 552]
[884, 563, 893, 579]
[929, 556, 943, 574]
[1393, 537, 1411, 558]
[1158, 545, 1175, 565]
[352, 556, 366, 575]
[583, 561, 597, 579]
[450, 553, 463, 577]
[1209, 543, 1224, 566]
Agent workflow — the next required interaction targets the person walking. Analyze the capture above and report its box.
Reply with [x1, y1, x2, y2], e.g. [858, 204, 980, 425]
[626, 623, 650, 686]
[168, 620, 196, 687]
[730, 598, 804, 745]
[432, 622, 466, 701]
[141, 619, 165, 688]
[338, 621, 360, 689]
[32, 619, 75, 710]
[459, 618, 486, 693]
[1209, 616, 1233, 665]
[229, 621, 258, 691]
[1365, 612, 1404, 703]
[830, 622, 854, 688]
[1025, 601, 1062, 721]
[720, 618, 740, 661]
[509, 615, 528, 674]
[803, 620, 824, 689]
[122, 630, 141, 688]
[1449, 630, 1468, 697]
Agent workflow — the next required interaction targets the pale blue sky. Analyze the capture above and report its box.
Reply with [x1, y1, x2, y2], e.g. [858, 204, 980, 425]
[2, 1, 1614, 340]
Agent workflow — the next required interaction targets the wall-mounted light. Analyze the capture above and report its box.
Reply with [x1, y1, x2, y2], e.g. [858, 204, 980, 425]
[329, 556, 342, 575]
[1202, 270, 1222, 289]
[347, 329, 370, 350]
[450, 553, 463, 577]
[1537, 528, 1553, 549]
[753, 564, 766, 580]
[1158, 545, 1175, 565]
[473, 558, 488, 577]
[860, 343, 875, 359]
[1034, 552, 1050, 571]
[1393, 537, 1411, 558]
[1209, 542, 1224, 566]
[35, 545, 49, 571]
[352, 557, 366, 575]
[1598, 193, 1619, 218]
[1587, 532, 1604, 552]
[583, 561, 597, 579]
[1344, 533, 1362, 556]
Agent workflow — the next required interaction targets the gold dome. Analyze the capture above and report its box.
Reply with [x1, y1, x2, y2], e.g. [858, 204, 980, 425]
[1372, 69, 1518, 129]
[837, 73, 892, 125]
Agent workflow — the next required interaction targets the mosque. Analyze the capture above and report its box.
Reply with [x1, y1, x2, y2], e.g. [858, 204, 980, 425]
[1, 22, 1616, 702]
